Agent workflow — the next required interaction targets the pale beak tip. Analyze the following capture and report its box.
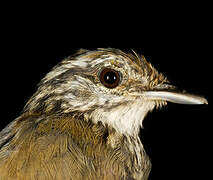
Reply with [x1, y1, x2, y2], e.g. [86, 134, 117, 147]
[202, 98, 208, 105]
[197, 96, 208, 105]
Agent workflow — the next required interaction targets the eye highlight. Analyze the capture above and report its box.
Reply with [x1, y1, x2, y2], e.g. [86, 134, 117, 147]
[99, 68, 121, 88]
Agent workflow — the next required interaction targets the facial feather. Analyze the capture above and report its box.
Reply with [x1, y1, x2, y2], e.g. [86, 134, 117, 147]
[23, 48, 167, 136]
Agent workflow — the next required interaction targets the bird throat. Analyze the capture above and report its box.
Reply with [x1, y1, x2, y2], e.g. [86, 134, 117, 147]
[88, 100, 156, 137]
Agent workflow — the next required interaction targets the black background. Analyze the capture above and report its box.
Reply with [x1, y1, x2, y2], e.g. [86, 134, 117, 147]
[0, 4, 212, 180]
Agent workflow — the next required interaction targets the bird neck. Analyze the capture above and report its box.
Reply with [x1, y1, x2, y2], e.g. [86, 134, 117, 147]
[0, 112, 151, 179]
[33, 112, 149, 167]
[6, 111, 146, 151]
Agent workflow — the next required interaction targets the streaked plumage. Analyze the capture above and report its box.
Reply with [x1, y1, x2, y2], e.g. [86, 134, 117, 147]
[0, 48, 207, 179]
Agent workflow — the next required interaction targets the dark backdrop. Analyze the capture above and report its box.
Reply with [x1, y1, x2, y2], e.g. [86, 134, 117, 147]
[0, 9, 211, 180]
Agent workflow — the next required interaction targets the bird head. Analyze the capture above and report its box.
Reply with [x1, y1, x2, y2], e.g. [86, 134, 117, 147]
[24, 48, 207, 137]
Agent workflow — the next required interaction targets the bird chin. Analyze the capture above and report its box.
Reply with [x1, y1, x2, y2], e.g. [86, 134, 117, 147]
[88, 100, 156, 137]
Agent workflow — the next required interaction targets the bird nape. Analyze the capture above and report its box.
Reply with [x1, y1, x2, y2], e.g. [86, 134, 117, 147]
[0, 48, 207, 180]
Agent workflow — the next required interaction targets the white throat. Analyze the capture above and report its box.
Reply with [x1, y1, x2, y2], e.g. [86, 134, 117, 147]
[89, 100, 156, 137]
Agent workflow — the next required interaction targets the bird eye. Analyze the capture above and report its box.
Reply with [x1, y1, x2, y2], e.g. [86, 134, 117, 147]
[99, 68, 120, 88]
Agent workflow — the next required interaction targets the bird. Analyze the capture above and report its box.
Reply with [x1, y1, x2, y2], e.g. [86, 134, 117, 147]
[0, 48, 207, 180]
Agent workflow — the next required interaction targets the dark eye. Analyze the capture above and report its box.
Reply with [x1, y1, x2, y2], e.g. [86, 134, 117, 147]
[99, 68, 121, 88]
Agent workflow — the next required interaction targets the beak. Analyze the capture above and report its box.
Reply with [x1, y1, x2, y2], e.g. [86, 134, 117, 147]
[143, 84, 208, 105]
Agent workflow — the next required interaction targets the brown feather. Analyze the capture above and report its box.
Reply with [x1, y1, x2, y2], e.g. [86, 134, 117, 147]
[0, 113, 151, 179]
